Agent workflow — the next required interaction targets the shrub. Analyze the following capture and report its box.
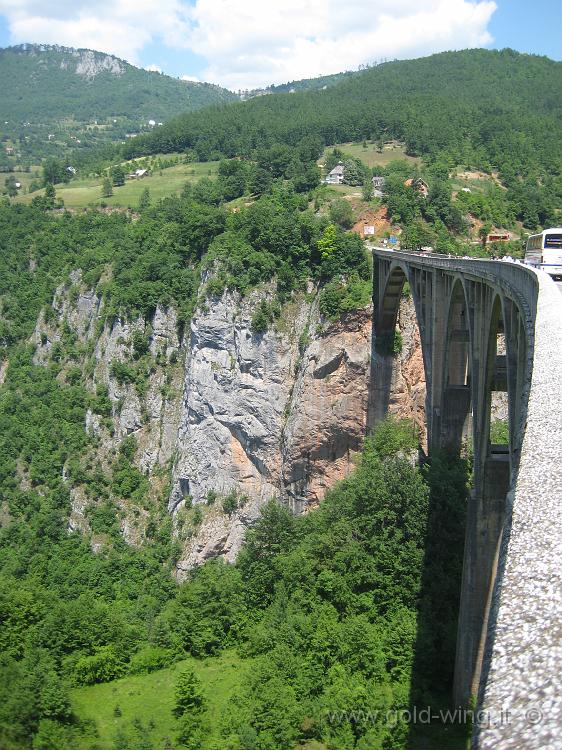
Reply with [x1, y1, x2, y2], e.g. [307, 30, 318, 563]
[222, 491, 238, 516]
[90, 384, 112, 417]
[73, 646, 125, 685]
[375, 328, 403, 356]
[129, 646, 174, 675]
[192, 507, 203, 527]
[110, 360, 136, 384]
[132, 330, 150, 359]
[251, 300, 276, 334]
[329, 199, 354, 228]
[490, 419, 509, 444]
[369, 417, 419, 458]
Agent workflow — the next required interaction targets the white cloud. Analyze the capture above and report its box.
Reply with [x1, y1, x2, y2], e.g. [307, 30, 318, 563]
[0, 0, 497, 89]
[181, 74, 200, 82]
[0, 0, 191, 64]
[186, 0, 497, 89]
[145, 64, 163, 72]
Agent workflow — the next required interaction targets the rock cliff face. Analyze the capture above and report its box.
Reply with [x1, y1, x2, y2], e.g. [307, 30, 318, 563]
[30, 273, 425, 573]
[170, 290, 425, 572]
[32, 271, 185, 543]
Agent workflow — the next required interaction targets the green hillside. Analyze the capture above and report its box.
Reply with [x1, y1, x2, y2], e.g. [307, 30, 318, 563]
[248, 68, 358, 97]
[0, 44, 238, 165]
[13, 157, 220, 208]
[0, 45, 237, 123]
[124, 48, 562, 178]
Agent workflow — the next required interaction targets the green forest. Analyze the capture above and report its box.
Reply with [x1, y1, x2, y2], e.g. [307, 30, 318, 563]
[122, 49, 561, 180]
[117, 49, 562, 236]
[0, 44, 560, 750]
[0, 45, 237, 166]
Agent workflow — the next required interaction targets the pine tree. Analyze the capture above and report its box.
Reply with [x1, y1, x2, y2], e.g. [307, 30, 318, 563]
[44, 182, 56, 208]
[4, 176, 18, 197]
[101, 178, 113, 198]
[173, 668, 205, 718]
[362, 179, 374, 202]
[138, 187, 150, 210]
[112, 165, 125, 187]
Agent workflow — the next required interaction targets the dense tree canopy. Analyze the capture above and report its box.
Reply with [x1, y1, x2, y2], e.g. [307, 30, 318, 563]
[123, 49, 561, 186]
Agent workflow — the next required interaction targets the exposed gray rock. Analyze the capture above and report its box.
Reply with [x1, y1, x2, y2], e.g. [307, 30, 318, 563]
[32, 274, 184, 535]
[170, 286, 304, 514]
[171, 289, 422, 573]
[74, 50, 125, 78]
[30, 273, 424, 573]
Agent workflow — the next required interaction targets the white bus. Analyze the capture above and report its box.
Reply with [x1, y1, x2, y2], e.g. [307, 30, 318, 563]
[525, 228, 562, 278]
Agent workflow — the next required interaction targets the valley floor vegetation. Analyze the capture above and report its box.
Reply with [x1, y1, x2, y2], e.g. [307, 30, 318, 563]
[0, 413, 471, 750]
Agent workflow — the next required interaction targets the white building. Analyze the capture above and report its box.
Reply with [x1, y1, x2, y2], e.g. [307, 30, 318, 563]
[324, 163, 345, 185]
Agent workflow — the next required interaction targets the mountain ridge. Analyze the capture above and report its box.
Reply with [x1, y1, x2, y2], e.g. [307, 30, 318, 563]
[121, 48, 562, 178]
[0, 43, 238, 124]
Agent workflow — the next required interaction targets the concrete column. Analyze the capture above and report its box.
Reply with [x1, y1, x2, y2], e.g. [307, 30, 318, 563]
[427, 271, 450, 451]
[369, 260, 408, 428]
[454, 288, 508, 706]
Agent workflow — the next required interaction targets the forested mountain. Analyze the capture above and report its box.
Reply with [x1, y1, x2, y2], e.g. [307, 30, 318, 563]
[0, 45, 237, 123]
[0, 44, 238, 164]
[245, 68, 358, 98]
[124, 48, 562, 179]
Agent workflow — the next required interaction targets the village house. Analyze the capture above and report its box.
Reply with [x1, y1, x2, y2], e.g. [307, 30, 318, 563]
[128, 168, 149, 179]
[324, 163, 345, 185]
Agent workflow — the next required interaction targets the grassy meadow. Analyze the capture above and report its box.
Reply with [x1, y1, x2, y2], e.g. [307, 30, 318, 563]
[3, 167, 43, 193]
[70, 651, 251, 749]
[321, 141, 421, 170]
[12, 159, 220, 209]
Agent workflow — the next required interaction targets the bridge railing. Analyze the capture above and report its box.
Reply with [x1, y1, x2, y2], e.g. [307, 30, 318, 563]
[372, 248, 539, 322]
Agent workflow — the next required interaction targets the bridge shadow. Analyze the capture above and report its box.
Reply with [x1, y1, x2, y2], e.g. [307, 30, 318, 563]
[406, 450, 472, 749]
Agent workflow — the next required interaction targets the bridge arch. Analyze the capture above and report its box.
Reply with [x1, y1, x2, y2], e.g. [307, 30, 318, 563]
[441, 278, 473, 453]
[377, 263, 409, 347]
[372, 249, 562, 748]
[370, 262, 428, 429]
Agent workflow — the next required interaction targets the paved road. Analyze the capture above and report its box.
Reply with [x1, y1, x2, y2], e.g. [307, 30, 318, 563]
[556, 280, 562, 295]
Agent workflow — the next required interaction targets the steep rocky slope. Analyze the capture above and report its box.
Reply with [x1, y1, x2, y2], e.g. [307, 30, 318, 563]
[31, 274, 425, 575]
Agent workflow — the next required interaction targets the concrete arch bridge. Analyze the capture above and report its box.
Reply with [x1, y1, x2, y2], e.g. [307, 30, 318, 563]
[371, 249, 562, 749]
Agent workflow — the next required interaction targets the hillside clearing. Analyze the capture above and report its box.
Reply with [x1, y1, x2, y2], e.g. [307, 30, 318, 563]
[321, 141, 421, 170]
[70, 651, 251, 749]
[12, 160, 220, 208]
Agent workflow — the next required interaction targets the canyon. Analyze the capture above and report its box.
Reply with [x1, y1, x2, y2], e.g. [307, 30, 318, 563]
[32, 274, 426, 576]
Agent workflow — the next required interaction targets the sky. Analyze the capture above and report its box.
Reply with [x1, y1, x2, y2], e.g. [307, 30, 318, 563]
[0, 0, 559, 91]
